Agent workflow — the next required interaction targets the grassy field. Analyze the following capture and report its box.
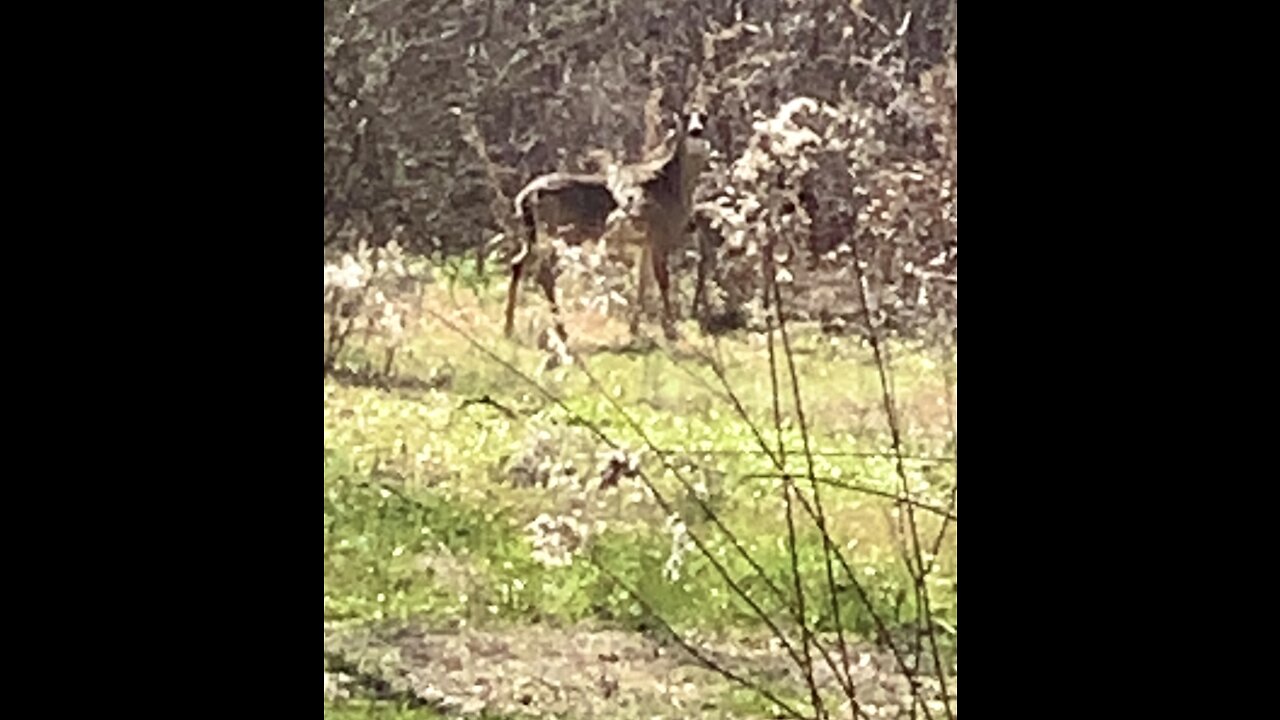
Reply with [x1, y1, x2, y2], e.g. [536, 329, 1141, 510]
[324, 277, 957, 719]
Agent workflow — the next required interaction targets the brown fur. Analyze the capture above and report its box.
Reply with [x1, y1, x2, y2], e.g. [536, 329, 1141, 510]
[504, 110, 710, 343]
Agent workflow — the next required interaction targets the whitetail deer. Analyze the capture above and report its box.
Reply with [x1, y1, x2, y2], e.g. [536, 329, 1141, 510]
[504, 108, 710, 343]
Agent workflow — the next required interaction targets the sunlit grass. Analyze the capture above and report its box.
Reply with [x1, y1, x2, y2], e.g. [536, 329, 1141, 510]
[325, 282, 955, 644]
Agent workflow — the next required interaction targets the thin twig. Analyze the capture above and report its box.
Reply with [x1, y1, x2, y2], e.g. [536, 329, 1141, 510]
[772, 272, 860, 717]
[688, 331, 925, 697]
[424, 306, 813, 681]
[763, 240, 829, 717]
[588, 552, 809, 720]
[846, 238, 952, 720]
[571, 350, 815, 676]
[740, 474, 957, 522]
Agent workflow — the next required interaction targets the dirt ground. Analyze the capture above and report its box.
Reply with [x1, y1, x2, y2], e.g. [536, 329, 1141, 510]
[325, 620, 956, 719]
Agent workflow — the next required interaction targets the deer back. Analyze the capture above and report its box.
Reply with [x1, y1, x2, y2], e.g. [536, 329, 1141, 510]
[514, 171, 619, 245]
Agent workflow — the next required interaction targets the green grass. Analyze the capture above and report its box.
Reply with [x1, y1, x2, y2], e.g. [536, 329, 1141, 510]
[324, 282, 956, 716]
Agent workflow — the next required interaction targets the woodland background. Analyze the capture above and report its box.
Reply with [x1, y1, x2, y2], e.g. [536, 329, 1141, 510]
[324, 3, 957, 718]
[324, 0, 956, 341]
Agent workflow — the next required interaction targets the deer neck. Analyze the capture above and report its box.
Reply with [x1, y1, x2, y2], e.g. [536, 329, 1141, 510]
[651, 140, 701, 215]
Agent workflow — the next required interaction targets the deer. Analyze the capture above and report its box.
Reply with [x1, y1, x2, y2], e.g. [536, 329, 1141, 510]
[503, 105, 711, 345]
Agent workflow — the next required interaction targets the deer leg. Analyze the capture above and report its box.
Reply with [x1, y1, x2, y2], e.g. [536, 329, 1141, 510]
[631, 243, 652, 335]
[650, 242, 679, 341]
[505, 253, 525, 338]
[536, 253, 568, 343]
[691, 218, 714, 329]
